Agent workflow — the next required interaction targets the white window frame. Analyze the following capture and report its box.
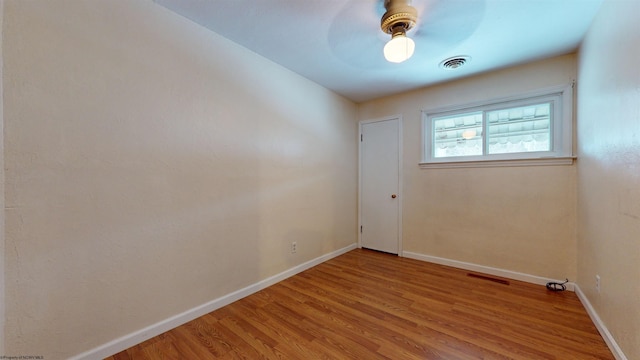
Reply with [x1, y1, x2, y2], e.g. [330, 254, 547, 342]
[420, 84, 575, 169]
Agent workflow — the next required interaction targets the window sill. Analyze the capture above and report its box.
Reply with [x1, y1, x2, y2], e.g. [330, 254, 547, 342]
[419, 156, 576, 169]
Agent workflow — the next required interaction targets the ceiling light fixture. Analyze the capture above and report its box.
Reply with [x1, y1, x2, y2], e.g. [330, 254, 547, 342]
[381, 0, 418, 63]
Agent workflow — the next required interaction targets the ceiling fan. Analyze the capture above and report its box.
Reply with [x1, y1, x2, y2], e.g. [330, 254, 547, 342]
[327, 0, 484, 69]
[380, 0, 419, 63]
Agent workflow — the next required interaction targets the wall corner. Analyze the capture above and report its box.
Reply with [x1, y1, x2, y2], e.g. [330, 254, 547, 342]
[0, 0, 6, 354]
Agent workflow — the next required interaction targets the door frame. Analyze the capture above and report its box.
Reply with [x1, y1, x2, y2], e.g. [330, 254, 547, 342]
[358, 115, 403, 255]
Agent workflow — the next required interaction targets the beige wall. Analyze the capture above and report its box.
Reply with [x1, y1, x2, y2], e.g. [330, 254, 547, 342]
[3, 0, 357, 358]
[358, 55, 578, 280]
[0, 0, 4, 354]
[577, 0, 640, 358]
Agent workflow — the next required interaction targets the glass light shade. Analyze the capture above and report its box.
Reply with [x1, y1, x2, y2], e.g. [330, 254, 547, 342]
[383, 35, 415, 63]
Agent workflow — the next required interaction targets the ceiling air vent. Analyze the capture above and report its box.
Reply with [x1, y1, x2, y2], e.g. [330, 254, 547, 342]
[439, 56, 470, 70]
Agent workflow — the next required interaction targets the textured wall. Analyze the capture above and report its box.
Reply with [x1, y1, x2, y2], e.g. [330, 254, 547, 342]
[577, 0, 640, 358]
[3, 1, 357, 358]
[358, 55, 578, 280]
[0, 0, 5, 354]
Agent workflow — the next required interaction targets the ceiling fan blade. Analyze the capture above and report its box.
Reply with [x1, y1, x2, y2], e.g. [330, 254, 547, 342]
[327, 0, 389, 69]
[412, 0, 485, 42]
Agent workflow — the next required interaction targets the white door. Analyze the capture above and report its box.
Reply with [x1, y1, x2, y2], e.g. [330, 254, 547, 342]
[360, 117, 401, 254]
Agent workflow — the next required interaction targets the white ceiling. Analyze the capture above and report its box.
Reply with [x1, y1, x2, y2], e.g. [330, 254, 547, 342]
[155, 0, 603, 103]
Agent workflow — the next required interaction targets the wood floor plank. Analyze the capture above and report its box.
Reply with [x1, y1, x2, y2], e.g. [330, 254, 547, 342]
[106, 249, 615, 359]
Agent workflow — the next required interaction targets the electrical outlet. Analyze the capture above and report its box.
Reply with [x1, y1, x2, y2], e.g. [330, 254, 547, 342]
[595, 275, 601, 293]
[291, 241, 297, 254]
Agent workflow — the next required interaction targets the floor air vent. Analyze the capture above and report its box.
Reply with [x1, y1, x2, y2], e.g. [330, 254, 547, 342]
[467, 273, 510, 285]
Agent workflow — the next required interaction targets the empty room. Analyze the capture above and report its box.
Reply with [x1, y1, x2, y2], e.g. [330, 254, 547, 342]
[1, 0, 638, 359]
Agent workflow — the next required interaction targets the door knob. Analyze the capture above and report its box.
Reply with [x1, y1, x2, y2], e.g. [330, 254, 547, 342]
[391, 194, 397, 199]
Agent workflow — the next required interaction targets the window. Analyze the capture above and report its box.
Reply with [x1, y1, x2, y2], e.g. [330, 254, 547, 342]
[422, 85, 574, 168]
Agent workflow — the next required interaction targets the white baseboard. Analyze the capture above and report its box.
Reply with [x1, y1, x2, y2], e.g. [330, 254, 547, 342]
[70, 243, 358, 360]
[403, 251, 628, 359]
[574, 284, 628, 360]
[402, 251, 575, 291]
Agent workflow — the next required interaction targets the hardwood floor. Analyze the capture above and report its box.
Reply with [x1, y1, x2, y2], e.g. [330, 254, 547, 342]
[107, 249, 614, 359]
